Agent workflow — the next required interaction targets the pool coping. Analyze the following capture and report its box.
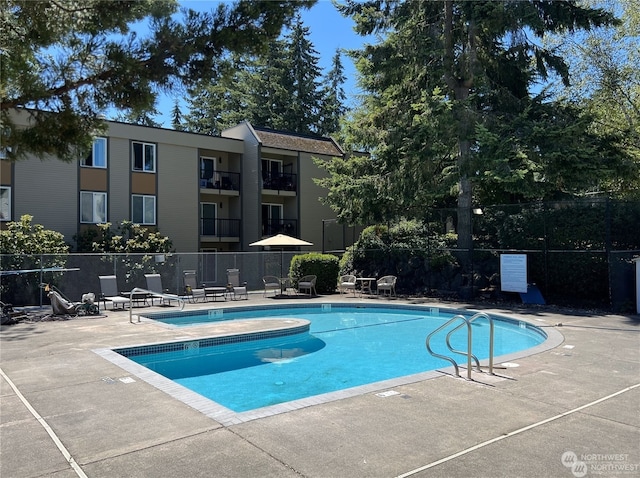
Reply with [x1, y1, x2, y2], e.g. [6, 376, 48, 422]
[93, 304, 564, 426]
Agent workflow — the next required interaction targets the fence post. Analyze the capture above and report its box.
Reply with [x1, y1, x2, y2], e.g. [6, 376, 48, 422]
[605, 198, 613, 307]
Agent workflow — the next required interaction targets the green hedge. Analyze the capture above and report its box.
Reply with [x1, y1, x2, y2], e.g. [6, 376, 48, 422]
[339, 220, 459, 295]
[290, 253, 340, 294]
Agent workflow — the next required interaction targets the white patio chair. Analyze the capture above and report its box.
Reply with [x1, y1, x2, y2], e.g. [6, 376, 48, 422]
[338, 274, 357, 296]
[376, 275, 397, 297]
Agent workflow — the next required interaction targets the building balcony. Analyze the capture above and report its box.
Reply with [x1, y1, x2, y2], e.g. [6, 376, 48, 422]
[201, 218, 241, 241]
[262, 172, 297, 193]
[200, 171, 240, 195]
[262, 219, 297, 237]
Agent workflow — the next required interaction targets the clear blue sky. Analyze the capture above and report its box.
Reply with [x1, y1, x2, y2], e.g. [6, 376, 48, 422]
[151, 0, 370, 127]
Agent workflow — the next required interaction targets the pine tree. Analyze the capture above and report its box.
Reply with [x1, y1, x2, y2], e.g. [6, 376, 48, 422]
[171, 100, 184, 131]
[247, 40, 293, 131]
[1, 0, 314, 161]
[182, 14, 344, 137]
[323, 0, 619, 265]
[281, 14, 324, 134]
[184, 55, 253, 135]
[115, 106, 161, 128]
[318, 50, 348, 136]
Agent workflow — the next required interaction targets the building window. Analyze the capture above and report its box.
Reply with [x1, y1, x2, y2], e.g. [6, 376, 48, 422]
[132, 194, 156, 225]
[0, 186, 10, 221]
[262, 159, 282, 188]
[201, 202, 216, 235]
[81, 137, 107, 168]
[132, 141, 156, 172]
[262, 203, 283, 235]
[80, 191, 107, 223]
[200, 157, 216, 187]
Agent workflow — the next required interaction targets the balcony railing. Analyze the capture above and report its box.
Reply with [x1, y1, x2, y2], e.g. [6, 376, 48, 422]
[262, 219, 297, 236]
[201, 218, 241, 237]
[200, 170, 240, 191]
[262, 172, 297, 192]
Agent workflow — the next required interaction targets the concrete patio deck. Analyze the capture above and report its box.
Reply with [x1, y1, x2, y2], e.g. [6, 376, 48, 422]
[1, 294, 638, 478]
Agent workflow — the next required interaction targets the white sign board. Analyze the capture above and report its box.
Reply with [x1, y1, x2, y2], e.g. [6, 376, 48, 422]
[500, 254, 528, 293]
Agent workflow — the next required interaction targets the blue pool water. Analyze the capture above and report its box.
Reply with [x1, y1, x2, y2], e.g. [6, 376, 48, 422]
[122, 305, 546, 412]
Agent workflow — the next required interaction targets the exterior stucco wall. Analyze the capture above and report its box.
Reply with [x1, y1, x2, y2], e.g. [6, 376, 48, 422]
[13, 155, 79, 243]
[222, 123, 262, 249]
[298, 152, 335, 245]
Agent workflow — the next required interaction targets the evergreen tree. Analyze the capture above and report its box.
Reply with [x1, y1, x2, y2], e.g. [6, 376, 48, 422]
[247, 39, 293, 131]
[281, 14, 324, 134]
[115, 105, 162, 128]
[318, 50, 348, 136]
[184, 55, 253, 135]
[182, 14, 346, 137]
[171, 100, 184, 131]
[319, 0, 619, 267]
[1, 0, 314, 161]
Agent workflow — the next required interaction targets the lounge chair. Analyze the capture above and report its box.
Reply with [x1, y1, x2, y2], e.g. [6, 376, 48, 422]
[145, 273, 179, 305]
[297, 275, 317, 296]
[98, 275, 130, 310]
[226, 269, 248, 300]
[338, 274, 357, 296]
[377, 275, 397, 297]
[263, 276, 281, 297]
[182, 271, 207, 303]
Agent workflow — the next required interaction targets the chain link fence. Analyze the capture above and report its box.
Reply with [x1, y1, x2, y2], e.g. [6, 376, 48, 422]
[2, 199, 638, 311]
[0, 251, 307, 307]
[423, 198, 640, 311]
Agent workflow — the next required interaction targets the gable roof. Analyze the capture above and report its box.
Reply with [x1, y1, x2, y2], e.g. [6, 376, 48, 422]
[253, 127, 344, 157]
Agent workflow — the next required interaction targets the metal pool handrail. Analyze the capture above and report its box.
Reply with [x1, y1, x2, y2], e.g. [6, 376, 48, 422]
[128, 287, 185, 323]
[445, 312, 495, 375]
[425, 314, 472, 380]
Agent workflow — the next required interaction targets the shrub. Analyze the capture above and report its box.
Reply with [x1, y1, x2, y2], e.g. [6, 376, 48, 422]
[0, 215, 69, 305]
[339, 219, 458, 295]
[290, 253, 340, 294]
[74, 221, 175, 289]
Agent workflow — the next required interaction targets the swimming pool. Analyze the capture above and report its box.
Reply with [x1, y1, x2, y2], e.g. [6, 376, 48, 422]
[100, 304, 561, 422]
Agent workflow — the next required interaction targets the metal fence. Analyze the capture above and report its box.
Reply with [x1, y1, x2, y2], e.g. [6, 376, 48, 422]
[2, 199, 638, 311]
[422, 198, 640, 311]
[0, 251, 307, 307]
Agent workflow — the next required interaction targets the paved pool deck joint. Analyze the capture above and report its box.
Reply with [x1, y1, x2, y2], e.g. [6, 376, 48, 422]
[1, 295, 639, 478]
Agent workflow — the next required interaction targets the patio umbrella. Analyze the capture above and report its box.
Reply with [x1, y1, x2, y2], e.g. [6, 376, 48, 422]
[249, 234, 313, 278]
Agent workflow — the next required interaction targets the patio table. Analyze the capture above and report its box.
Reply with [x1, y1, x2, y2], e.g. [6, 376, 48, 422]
[356, 277, 376, 296]
[204, 287, 227, 301]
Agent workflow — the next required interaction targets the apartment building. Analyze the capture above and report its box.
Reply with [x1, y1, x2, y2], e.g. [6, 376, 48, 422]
[0, 112, 347, 253]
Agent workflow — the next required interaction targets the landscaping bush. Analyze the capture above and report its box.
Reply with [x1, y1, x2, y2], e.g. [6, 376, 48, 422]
[0, 215, 69, 305]
[74, 221, 175, 290]
[339, 219, 458, 295]
[289, 253, 340, 294]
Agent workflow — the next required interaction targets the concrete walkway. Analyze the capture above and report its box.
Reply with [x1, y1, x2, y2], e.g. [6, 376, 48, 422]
[1, 295, 639, 478]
